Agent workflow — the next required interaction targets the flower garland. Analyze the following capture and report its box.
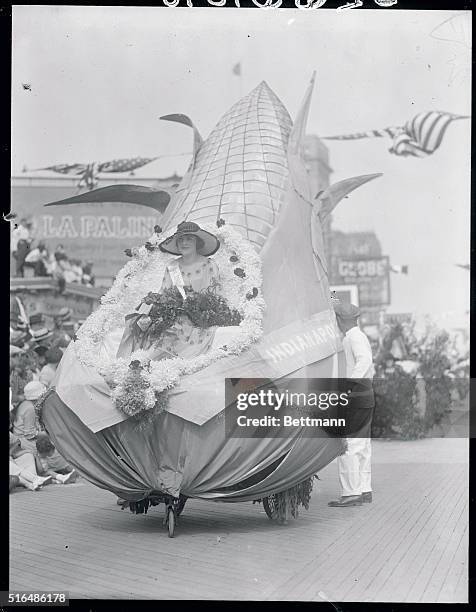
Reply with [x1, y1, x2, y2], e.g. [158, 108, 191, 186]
[73, 221, 265, 416]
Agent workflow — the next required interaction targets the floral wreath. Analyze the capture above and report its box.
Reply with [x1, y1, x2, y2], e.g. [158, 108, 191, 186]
[73, 220, 265, 417]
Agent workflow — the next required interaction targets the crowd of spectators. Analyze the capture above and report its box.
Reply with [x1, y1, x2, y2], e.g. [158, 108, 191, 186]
[9, 303, 80, 493]
[11, 217, 95, 287]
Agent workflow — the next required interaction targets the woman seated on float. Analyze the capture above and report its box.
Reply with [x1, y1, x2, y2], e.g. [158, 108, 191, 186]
[117, 222, 224, 361]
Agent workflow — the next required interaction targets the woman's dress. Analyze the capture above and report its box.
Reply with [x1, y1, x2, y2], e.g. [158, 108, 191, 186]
[117, 257, 222, 361]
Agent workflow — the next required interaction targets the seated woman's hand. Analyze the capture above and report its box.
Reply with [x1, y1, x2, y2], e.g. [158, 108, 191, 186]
[136, 315, 152, 332]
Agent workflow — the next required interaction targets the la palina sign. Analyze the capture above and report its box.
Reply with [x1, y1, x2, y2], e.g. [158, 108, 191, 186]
[37, 214, 158, 240]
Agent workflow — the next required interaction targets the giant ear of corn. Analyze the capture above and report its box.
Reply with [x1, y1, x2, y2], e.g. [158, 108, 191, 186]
[162, 75, 332, 332]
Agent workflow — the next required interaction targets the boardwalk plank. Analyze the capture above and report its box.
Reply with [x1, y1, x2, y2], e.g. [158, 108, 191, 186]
[436, 525, 469, 603]
[403, 482, 468, 602]
[343, 471, 466, 601]
[417, 496, 468, 602]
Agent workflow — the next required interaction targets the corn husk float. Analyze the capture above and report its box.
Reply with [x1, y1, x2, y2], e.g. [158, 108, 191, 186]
[41, 75, 378, 515]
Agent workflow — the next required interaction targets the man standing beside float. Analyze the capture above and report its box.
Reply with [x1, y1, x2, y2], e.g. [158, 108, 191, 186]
[328, 302, 375, 508]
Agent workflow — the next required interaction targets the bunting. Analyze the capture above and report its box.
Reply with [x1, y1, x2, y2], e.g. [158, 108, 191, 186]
[323, 111, 468, 158]
[38, 157, 158, 190]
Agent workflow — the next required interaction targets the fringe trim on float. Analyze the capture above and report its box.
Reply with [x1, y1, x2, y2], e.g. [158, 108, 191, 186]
[129, 498, 155, 514]
[261, 476, 317, 523]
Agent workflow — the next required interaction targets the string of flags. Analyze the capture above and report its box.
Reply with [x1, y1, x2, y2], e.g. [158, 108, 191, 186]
[35, 157, 159, 191]
[323, 111, 469, 158]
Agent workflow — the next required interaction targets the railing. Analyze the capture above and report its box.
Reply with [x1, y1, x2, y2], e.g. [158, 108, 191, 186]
[10, 276, 106, 300]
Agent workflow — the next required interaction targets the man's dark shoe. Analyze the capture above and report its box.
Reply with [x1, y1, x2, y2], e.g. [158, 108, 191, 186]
[328, 495, 363, 507]
[362, 491, 372, 503]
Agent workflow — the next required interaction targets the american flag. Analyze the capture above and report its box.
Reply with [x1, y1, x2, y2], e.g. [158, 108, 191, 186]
[323, 111, 468, 158]
[97, 156, 157, 173]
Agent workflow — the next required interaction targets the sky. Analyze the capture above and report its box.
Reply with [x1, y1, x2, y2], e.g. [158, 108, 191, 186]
[11, 6, 471, 325]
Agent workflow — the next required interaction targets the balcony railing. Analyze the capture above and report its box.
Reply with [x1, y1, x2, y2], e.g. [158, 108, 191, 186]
[10, 276, 106, 300]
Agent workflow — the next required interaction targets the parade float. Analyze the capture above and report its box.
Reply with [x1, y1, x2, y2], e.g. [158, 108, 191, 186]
[40, 74, 379, 535]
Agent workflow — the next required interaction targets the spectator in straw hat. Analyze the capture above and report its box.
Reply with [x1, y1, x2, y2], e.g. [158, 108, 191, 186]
[328, 302, 375, 508]
[31, 327, 53, 345]
[11, 380, 46, 453]
[28, 312, 44, 329]
[39, 347, 63, 387]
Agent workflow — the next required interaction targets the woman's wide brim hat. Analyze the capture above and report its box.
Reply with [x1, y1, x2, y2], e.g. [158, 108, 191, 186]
[159, 222, 220, 257]
[333, 302, 361, 321]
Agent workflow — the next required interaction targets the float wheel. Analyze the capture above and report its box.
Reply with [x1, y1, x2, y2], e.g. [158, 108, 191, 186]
[167, 507, 175, 538]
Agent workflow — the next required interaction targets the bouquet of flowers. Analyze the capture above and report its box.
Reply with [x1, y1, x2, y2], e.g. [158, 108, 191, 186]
[134, 286, 242, 344]
[140, 287, 185, 338]
[184, 287, 242, 328]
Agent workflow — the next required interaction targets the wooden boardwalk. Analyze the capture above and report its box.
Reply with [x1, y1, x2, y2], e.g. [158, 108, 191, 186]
[10, 438, 468, 602]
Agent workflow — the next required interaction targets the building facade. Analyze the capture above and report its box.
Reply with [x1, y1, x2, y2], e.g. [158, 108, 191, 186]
[11, 173, 180, 282]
